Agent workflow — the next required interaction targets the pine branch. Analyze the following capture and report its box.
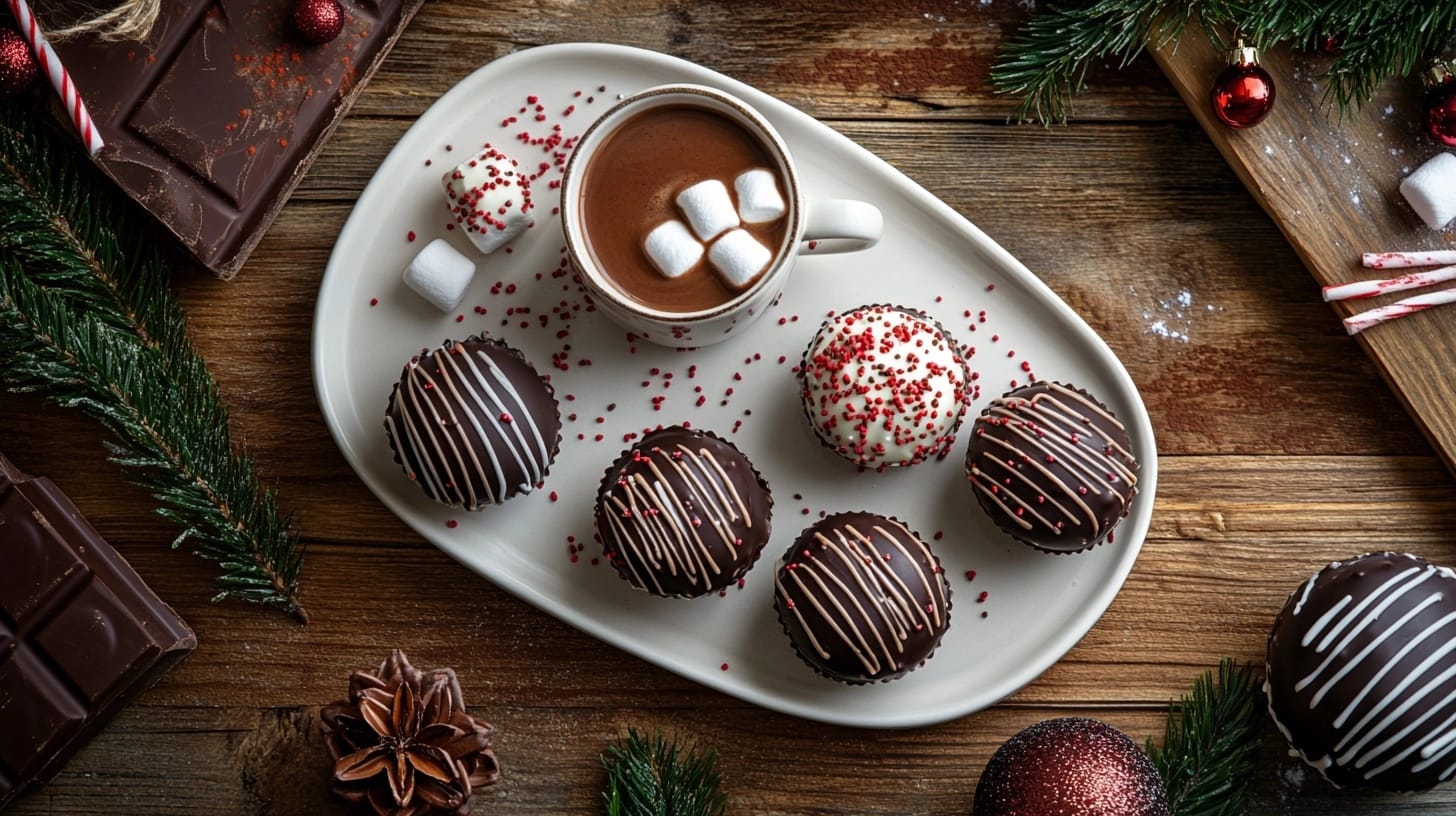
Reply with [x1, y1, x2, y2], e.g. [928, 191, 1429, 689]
[993, 0, 1456, 123]
[0, 100, 308, 622]
[1146, 658, 1264, 816]
[990, 0, 1196, 123]
[601, 729, 728, 816]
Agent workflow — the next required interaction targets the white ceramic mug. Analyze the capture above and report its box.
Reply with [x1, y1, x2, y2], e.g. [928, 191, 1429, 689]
[560, 84, 883, 348]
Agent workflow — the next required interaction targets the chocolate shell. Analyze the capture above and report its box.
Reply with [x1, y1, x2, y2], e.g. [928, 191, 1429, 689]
[774, 512, 950, 684]
[1266, 552, 1456, 791]
[965, 381, 1138, 554]
[384, 334, 560, 509]
[596, 426, 772, 598]
[798, 304, 970, 470]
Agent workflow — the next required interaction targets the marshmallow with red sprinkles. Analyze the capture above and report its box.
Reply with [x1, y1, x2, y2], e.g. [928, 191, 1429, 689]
[595, 426, 772, 598]
[442, 145, 533, 255]
[774, 511, 950, 684]
[384, 334, 560, 510]
[798, 304, 970, 470]
[966, 381, 1138, 554]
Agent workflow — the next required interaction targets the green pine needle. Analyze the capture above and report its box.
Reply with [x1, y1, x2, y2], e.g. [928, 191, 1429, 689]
[0, 101, 308, 622]
[1146, 658, 1264, 816]
[601, 729, 728, 816]
[994, 1, 1456, 124]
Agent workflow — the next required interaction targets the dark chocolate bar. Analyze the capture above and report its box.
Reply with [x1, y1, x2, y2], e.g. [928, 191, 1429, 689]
[0, 453, 195, 809]
[48, 0, 424, 279]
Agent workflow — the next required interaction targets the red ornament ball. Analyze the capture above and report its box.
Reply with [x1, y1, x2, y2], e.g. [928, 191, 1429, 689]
[1425, 79, 1456, 148]
[1211, 60, 1276, 129]
[292, 0, 344, 44]
[0, 25, 38, 99]
[974, 717, 1170, 816]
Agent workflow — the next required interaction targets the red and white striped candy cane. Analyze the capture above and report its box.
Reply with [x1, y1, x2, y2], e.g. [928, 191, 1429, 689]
[1362, 251, 1456, 270]
[1323, 264, 1456, 302]
[6, 0, 103, 155]
[1343, 287, 1456, 335]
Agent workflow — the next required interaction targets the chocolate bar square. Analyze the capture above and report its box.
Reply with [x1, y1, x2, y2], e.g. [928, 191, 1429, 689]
[48, 0, 425, 278]
[0, 454, 195, 808]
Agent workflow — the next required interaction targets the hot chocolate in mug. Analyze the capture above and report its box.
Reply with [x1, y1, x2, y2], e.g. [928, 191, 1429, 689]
[561, 83, 883, 348]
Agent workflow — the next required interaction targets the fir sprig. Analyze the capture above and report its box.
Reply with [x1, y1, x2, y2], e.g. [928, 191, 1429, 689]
[601, 729, 728, 816]
[1146, 658, 1264, 816]
[994, 1, 1456, 123]
[0, 101, 308, 621]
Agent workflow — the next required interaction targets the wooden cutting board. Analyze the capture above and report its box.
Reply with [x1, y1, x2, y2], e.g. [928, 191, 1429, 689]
[1152, 35, 1456, 475]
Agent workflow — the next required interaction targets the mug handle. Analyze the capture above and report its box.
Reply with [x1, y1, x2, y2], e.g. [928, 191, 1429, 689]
[800, 199, 883, 255]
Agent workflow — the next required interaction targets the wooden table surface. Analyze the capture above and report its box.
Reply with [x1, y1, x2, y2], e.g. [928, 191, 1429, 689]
[6, 2, 1456, 814]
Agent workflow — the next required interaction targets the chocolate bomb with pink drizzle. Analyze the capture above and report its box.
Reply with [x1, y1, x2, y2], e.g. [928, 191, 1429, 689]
[965, 382, 1138, 554]
[384, 334, 560, 510]
[596, 426, 772, 598]
[774, 512, 951, 684]
[1266, 552, 1456, 791]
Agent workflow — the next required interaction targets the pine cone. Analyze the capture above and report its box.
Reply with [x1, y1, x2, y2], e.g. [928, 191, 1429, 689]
[321, 651, 500, 816]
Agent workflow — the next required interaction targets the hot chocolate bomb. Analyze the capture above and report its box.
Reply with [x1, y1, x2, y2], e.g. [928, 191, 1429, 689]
[1266, 552, 1456, 791]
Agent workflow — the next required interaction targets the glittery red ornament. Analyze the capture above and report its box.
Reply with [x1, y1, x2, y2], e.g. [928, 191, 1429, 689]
[0, 24, 38, 99]
[292, 0, 344, 44]
[1424, 60, 1456, 148]
[974, 717, 1170, 816]
[1210, 44, 1276, 129]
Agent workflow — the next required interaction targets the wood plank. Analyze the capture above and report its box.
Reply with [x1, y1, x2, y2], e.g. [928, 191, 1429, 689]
[346, 0, 1189, 122]
[1153, 37, 1456, 478]
[9, 702, 1455, 815]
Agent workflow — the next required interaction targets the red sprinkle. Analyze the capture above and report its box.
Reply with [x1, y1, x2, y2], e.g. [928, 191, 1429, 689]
[446, 520, 458, 529]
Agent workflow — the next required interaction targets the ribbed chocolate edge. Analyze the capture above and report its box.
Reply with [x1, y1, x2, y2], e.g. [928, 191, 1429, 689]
[772, 510, 953, 685]
[593, 425, 774, 599]
[796, 303, 972, 472]
[383, 332, 563, 511]
[963, 380, 1139, 556]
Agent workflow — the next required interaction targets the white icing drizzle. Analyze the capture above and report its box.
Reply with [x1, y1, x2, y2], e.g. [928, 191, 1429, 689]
[774, 516, 948, 678]
[385, 339, 553, 509]
[1272, 553, 1456, 787]
[969, 383, 1136, 540]
[601, 435, 754, 596]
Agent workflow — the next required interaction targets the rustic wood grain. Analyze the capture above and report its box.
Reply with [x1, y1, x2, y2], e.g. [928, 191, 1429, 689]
[2, 1, 1455, 813]
[1153, 36, 1456, 479]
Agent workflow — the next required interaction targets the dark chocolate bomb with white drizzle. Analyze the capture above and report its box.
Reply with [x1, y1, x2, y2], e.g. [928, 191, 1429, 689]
[1267, 552, 1456, 791]
[384, 334, 560, 509]
[774, 512, 951, 684]
[595, 426, 772, 598]
[965, 381, 1138, 554]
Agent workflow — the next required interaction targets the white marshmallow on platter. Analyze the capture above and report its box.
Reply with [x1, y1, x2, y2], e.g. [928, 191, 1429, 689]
[404, 239, 477, 312]
[708, 228, 773, 290]
[442, 146, 532, 254]
[734, 168, 786, 223]
[676, 179, 739, 241]
[1401, 152, 1456, 231]
[644, 219, 704, 279]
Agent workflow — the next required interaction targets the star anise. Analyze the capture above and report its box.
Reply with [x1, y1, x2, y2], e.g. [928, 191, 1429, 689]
[321, 651, 500, 816]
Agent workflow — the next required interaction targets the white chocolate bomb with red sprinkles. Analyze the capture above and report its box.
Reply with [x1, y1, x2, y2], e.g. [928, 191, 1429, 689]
[441, 145, 533, 255]
[798, 304, 970, 470]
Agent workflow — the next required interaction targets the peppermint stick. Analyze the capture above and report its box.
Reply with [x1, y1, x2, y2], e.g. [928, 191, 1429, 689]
[1362, 251, 1456, 270]
[1324, 264, 1456, 302]
[1343, 288, 1456, 335]
[5, 0, 103, 155]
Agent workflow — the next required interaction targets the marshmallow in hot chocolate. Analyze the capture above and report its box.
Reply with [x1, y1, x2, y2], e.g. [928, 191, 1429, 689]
[708, 228, 772, 290]
[442, 146, 532, 255]
[734, 168, 785, 223]
[676, 179, 739, 241]
[643, 219, 703, 280]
